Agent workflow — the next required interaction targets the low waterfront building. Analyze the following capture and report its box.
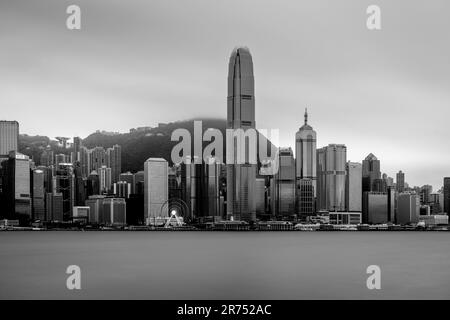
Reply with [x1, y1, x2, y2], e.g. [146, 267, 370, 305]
[73, 206, 90, 224]
[418, 214, 448, 226]
[257, 221, 293, 231]
[329, 212, 362, 225]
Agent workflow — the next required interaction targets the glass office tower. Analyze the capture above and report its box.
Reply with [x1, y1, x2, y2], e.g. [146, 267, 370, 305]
[226, 47, 257, 222]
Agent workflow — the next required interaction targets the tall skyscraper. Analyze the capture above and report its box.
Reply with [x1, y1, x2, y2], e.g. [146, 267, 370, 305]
[98, 165, 112, 194]
[144, 158, 168, 222]
[295, 108, 317, 200]
[362, 153, 381, 193]
[271, 147, 296, 217]
[255, 178, 266, 216]
[0, 121, 19, 157]
[79, 146, 90, 177]
[72, 137, 82, 162]
[387, 186, 396, 223]
[226, 47, 256, 222]
[87, 170, 100, 196]
[345, 161, 362, 212]
[46, 192, 63, 222]
[202, 157, 222, 218]
[53, 163, 75, 221]
[168, 166, 182, 200]
[397, 192, 420, 225]
[372, 178, 387, 193]
[297, 179, 314, 217]
[444, 177, 450, 214]
[420, 185, 432, 204]
[362, 153, 381, 220]
[39, 148, 54, 167]
[90, 147, 107, 172]
[396, 170, 405, 193]
[1, 151, 31, 221]
[316, 144, 347, 212]
[134, 171, 145, 195]
[73, 161, 87, 206]
[181, 156, 201, 219]
[107, 144, 122, 184]
[32, 169, 46, 221]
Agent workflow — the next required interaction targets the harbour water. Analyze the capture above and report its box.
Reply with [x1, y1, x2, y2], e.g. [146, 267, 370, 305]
[1, 231, 449, 299]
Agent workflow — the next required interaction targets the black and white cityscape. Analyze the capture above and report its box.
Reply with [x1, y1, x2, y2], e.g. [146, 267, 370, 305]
[1, 0, 450, 302]
[1, 45, 449, 231]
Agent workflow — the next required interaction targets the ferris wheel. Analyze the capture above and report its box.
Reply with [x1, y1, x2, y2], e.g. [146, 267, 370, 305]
[159, 198, 189, 228]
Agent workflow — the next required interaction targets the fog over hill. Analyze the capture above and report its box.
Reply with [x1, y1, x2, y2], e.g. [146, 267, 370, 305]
[19, 118, 275, 173]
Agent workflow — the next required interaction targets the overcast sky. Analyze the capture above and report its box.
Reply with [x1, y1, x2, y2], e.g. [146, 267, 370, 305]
[1, 0, 449, 189]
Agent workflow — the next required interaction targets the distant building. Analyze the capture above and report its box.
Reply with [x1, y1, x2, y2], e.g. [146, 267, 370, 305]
[0, 121, 19, 157]
[226, 47, 257, 223]
[362, 153, 381, 193]
[102, 198, 126, 226]
[39, 148, 54, 167]
[271, 147, 296, 218]
[73, 206, 90, 223]
[89, 147, 107, 172]
[98, 166, 112, 194]
[387, 187, 396, 223]
[297, 179, 314, 217]
[107, 145, 121, 184]
[363, 192, 388, 224]
[168, 166, 182, 200]
[255, 178, 266, 216]
[53, 163, 75, 221]
[317, 144, 347, 212]
[126, 194, 145, 225]
[134, 171, 145, 195]
[119, 172, 135, 193]
[429, 192, 444, 214]
[79, 146, 89, 177]
[329, 212, 362, 225]
[444, 177, 450, 215]
[32, 169, 46, 221]
[420, 185, 432, 204]
[1, 151, 31, 221]
[113, 181, 131, 198]
[345, 161, 362, 212]
[144, 158, 168, 222]
[87, 170, 100, 196]
[85, 195, 106, 224]
[72, 137, 82, 162]
[181, 156, 201, 219]
[55, 154, 70, 167]
[202, 157, 222, 218]
[73, 161, 87, 206]
[396, 171, 405, 193]
[383, 173, 394, 187]
[46, 192, 63, 222]
[420, 205, 431, 216]
[397, 193, 420, 225]
[419, 214, 448, 226]
[372, 178, 387, 193]
[295, 108, 317, 202]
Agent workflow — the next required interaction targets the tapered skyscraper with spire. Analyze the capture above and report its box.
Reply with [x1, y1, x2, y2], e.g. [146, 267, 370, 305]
[226, 47, 256, 222]
[295, 109, 317, 207]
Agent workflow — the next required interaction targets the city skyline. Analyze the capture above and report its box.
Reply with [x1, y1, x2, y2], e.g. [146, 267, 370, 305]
[1, 0, 450, 190]
[3, 1, 450, 304]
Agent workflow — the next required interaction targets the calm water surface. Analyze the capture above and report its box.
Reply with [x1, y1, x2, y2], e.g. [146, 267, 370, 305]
[1, 231, 449, 299]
